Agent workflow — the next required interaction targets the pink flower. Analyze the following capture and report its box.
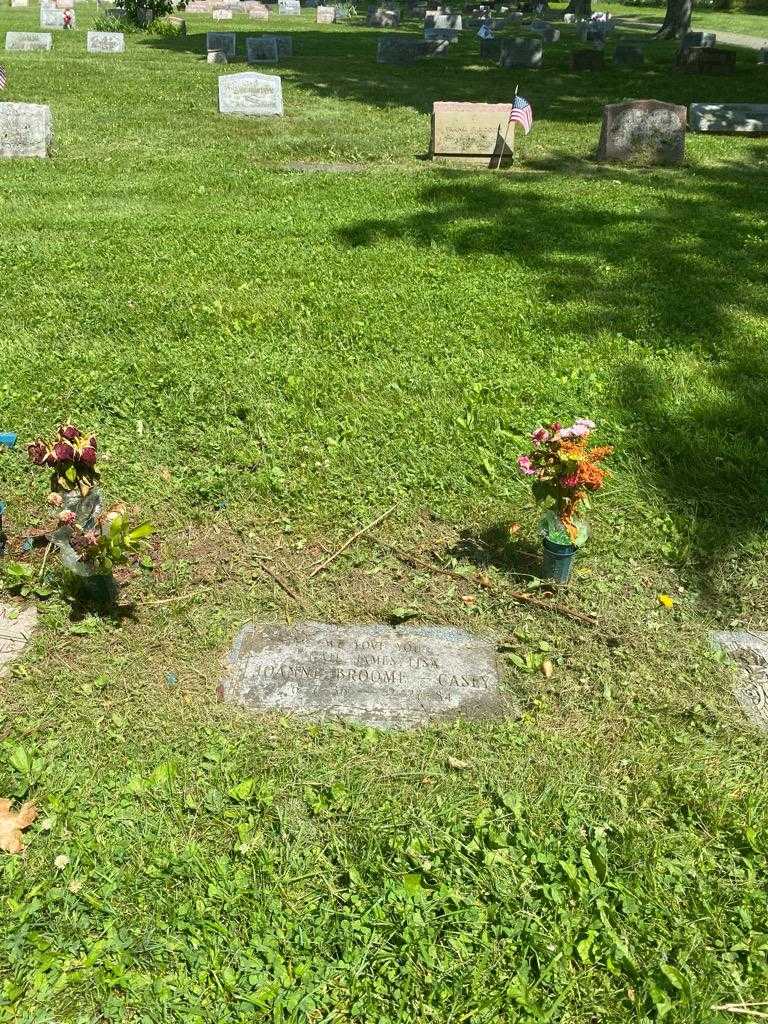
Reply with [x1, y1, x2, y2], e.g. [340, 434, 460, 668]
[561, 473, 579, 487]
[575, 418, 595, 430]
[531, 427, 550, 446]
[47, 493, 63, 508]
[83, 530, 99, 546]
[517, 455, 536, 476]
[569, 424, 590, 438]
[58, 510, 76, 526]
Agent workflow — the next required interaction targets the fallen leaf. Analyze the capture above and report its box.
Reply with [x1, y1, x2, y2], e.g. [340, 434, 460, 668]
[0, 799, 38, 854]
[657, 594, 674, 609]
[447, 756, 470, 771]
[461, 595, 476, 606]
[541, 659, 554, 679]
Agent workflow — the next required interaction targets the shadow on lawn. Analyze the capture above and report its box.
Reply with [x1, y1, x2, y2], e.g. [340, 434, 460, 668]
[337, 156, 768, 565]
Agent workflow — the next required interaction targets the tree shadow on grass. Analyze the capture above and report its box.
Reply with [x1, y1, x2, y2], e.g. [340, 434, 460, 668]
[336, 155, 768, 570]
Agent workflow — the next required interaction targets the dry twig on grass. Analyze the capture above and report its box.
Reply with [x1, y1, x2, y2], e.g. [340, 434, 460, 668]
[307, 504, 397, 579]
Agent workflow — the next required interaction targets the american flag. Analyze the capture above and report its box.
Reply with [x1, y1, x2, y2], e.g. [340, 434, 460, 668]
[0, 66, 6, 91]
[509, 93, 533, 134]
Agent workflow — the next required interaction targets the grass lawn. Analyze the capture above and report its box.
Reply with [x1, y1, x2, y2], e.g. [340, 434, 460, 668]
[1, 5, 768, 1022]
[611, 2, 768, 36]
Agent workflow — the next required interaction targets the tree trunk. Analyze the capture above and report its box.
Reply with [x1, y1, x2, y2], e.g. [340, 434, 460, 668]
[656, 0, 692, 39]
[565, 0, 592, 18]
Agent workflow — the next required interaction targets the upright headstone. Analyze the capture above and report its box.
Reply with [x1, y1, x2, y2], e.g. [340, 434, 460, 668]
[531, 21, 559, 42]
[597, 99, 686, 165]
[689, 102, 768, 133]
[87, 30, 126, 52]
[571, 48, 603, 71]
[758, 46, 768, 65]
[563, 11, 575, 22]
[499, 37, 542, 69]
[249, 3, 269, 16]
[253, 33, 291, 57]
[218, 71, 283, 115]
[333, 4, 349, 19]
[425, 10, 460, 28]
[368, 5, 400, 26]
[5, 32, 54, 51]
[376, 34, 422, 63]
[167, 15, 186, 32]
[246, 34, 279, 61]
[316, 4, 335, 20]
[185, 0, 209, 11]
[431, 100, 515, 167]
[278, 0, 300, 13]
[10, 0, 29, 7]
[681, 30, 716, 51]
[41, 6, 73, 27]
[613, 41, 644, 66]
[206, 30, 236, 56]
[678, 46, 735, 74]
[0, 102, 52, 158]
[424, 26, 457, 42]
[222, 622, 508, 730]
[480, 37, 501, 60]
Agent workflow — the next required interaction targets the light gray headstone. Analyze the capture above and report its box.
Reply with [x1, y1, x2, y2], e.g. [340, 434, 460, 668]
[689, 102, 768, 134]
[563, 11, 575, 22]
[0, 604, 37, 675]
[218, 71, 283, 115]
[278, 0, 300, 12]
[212, 8, 233, 19]
[425, 10, 460, 28]
[316, 4, 335, 20]
[40, 6, 74, 27]
[10, 0, 30, 8]
[185, 0, 209, 10]
[222, 622, 509, 730]
[681, 30, 715, 50]
[499, 37, 542, 68]
[249, 5, 270, 16]
[87, 31, 125, 52]
[5, 31, 53, 51]
[206, 30, 236, 55]
[246, 35, 279, 61]
[424, 26, 457, 42]
[711, 631, 768, 731]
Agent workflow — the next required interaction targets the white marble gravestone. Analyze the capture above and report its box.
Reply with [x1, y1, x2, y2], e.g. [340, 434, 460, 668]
[212, 8, 233, 19]
[10, 0, 30, 8]
[316, 4, 335, 21]
[278, 0, 300, 12]
[40, 6, 74, 27]
[6, 31, 54, 51]
[0, 604, 37, 676]
[87, 31, 125, 52]
[246, 35, 279, 61]
[206, 30, 236, 55]
[0, 102, 52, 157]
[222, 622, 508, 730]
[218, 71, 283, 115]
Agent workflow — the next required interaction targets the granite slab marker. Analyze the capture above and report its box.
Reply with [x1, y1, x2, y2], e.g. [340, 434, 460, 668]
[222, 622, 509, 729]
[0, 604, 37, 677]
[206, 30, 236, 56]
[252, 33, 292, 58]
[711, 631, 768, 731]
[246, 35, 278, 62]
[0, 101, 52, 157]
[431, 100, 515, 166]
[218, 71, 283, 115]
[689, 103, 768, 134]
[499, 37, 543, 69]
[597, 99, 686, 165]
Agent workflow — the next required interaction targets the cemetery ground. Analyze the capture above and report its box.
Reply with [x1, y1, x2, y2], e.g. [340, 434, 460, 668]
[2, 3, 768, 1021]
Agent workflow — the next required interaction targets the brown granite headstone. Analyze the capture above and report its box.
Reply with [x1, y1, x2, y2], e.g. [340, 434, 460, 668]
[597, 99, 686, 166]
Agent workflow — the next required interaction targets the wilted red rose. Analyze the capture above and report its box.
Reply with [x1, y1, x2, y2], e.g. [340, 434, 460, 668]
[58, 425, 80, 442]
[83, 529, 100, 546]
[53, 441, 75, 463]
[27, 440, 49, 466]
[78, 445, 97, 467]
[58, 510, 77, 526]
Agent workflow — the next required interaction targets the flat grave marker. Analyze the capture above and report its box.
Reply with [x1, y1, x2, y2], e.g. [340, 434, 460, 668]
[711, 631, 768, 732]
[87, 30, 125, 52]
[218, 71, 283, 115]
[222, 622, 509, 730]
[0, 604, 37, 676]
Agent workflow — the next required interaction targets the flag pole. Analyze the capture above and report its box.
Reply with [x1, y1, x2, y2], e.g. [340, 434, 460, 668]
[497, 82, 518, 170]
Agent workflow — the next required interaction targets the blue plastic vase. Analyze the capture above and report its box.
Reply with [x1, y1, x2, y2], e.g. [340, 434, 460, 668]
[542, 538, 577, 582]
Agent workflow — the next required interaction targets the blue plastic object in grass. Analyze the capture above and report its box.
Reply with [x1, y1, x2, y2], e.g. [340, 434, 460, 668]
[542, 538, 577, 583]
[0, 433, 17, 448]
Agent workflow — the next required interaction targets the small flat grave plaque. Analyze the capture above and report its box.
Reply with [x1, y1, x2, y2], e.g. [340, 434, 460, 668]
[223, 622, 507, 729]
[246, 34, 279, 61]
[711, 631, 768, 731]
[0, 604, 37, 677]
[10, 0, 30, 8]
[0, 101, 52, 156]
[87, 30, 125, 52]
[5, 32, 53, 51]
[206, 30, 236, 55]
[218, 71, 283, 114]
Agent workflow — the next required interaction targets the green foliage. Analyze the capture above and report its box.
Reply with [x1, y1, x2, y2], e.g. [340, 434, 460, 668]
[0, 561, 54, 599]
[92, 13, 137, 31]
[145, 14, 186, 36]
